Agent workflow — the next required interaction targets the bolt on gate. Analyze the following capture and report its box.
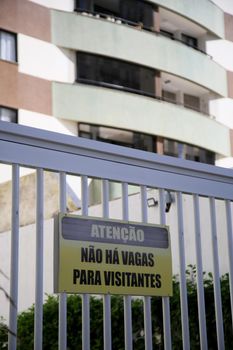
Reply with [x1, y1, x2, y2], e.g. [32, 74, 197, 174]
[0, 121, 233, 350]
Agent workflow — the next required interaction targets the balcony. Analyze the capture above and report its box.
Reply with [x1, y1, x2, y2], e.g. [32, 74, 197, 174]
[74, 7, 208, 57]
[150, 0, 224, 39]
[74, 0, 224, 39]
[52, 82, 231, 157]
[52, 10, 227, 97]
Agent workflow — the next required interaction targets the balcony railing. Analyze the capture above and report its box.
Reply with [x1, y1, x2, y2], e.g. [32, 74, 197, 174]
[74, 8, 211, 58]
[76, 77, 215, 119]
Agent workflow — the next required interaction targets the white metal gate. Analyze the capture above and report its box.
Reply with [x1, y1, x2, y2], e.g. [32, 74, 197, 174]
[0, 121, 233, 350]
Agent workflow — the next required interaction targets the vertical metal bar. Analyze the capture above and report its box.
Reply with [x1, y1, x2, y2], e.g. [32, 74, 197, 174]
[225, 200, 233, 328]
[159, 189, 172, 350]
[140, 185, 153, 350]
[8, 164, 19, 350]
[102, 179, 112, 350]
[176, 192, 190, 350]
[122, 182, 132, 350]
[193, 194, 208, 350]
[81, 175, 90, 350]
[209, 197, 225, 350]
[34, 169, 44, 350]
[59, 172, 67, 350]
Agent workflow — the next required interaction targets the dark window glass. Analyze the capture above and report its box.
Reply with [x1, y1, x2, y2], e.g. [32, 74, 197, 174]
[164, 139, 178, 157]
[160, 30, 174, 39]
[94, 5, 118, 16]
[76, 0, 154, 29]
[79, 124, 215, 164]
[79, 123, 155, 152]
[77, 52, 155, 96]
[184, 94, 200, 112]
[76, 0, 93, 11]
[204, 151, 215, 165]
[0, 106, 17, 123]
[119, 0, 153, 28]
[182, 34, 198, 49]
[164, 139, 215, 164]
[0, 30, 17, 62]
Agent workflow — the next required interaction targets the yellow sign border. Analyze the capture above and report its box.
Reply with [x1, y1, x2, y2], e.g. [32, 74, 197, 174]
[54, 213, 173, 296]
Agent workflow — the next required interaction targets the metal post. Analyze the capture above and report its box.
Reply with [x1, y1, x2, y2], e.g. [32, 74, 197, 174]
[176, 192, 190, 350]
[159, 189, 172, 350]
[8, 164, 19, 350]
[59, 172, 67, 350]
[102, 179, 112, 350]
[225, 200, 233, 329]
[81, 175, 90, 350]
[34, 168, 44, 350]
[209, 197, 225, 350]
[141, 185, 153, 350]
[122, 182, 132, 350]
[193, 194, 208, 350]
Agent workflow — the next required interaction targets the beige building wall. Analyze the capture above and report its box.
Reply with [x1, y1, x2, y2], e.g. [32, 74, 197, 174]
[0, 0, 51, 42]
[0, 60, 52, 115]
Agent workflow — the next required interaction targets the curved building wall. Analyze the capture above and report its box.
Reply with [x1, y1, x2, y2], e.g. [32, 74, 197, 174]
[149, 0, 225, 38]
[53, 83, 231, 157]
[52, 11, 227, 97]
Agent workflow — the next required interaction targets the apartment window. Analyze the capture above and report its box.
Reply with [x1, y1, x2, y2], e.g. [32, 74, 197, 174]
[164, 139, 179, 158]
[77, 52, 155, 96]
[0, 106, 17, 123]
[182, 34, 198, 49]
[184, 94, 200, 112]
[162, 90, 176, 103]
[164, 139, 215, 164]
[0, 30, 17, 62]
[79, 124, 155, 152]
[79, 124, 215, 164]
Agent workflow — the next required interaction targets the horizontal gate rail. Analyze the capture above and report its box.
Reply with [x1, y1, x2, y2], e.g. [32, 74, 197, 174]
[0, 122, 233, 199]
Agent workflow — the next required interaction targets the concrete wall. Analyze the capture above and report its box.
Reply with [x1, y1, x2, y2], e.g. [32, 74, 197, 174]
[19, 110, 78, 135]
[52, 12, 227, 97]
[207, 37, 233, 72]
[0, 0, 51, 42]
[0, 60, 52, 115]
[29, 0, 74, 11]
[18, 35, 75, 82]
[0, 172, 79, 233]
[53, 83, 231, 157]
[149, 0, 225, 38]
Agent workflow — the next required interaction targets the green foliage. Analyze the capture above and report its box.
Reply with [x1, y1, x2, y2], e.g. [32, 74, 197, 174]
[0, 267, 233, 349]
[0, 318, 8, 350]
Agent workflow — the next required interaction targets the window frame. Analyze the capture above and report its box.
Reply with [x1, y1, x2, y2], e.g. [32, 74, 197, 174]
[76, 51, 156, 97]
[0, 29, 17, 63]
[78, 122, 156, 152]
[0, 106, 18, 123]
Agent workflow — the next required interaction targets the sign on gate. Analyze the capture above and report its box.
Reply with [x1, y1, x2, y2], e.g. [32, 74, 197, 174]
[54, 214, 172, 296]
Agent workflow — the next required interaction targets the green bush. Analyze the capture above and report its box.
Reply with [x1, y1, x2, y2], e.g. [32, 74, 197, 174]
[0, 318, 8, 350]
[0, 267, 232, 349]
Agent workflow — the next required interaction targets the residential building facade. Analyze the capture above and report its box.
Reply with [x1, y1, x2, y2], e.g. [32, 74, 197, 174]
[0, 0, 233, 325]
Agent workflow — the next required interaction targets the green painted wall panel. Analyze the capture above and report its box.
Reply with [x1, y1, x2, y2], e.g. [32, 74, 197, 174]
[53, 83, 231, 157]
